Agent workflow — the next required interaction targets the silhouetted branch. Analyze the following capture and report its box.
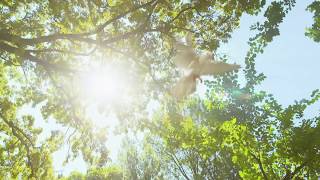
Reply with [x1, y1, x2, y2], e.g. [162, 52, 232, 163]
[250, 152, 268, 180]
[0, 41, 76, 73]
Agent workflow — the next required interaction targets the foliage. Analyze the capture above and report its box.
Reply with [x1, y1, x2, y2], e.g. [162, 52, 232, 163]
[306, 0, 320, 42]
[142, 77, 320, 179]
[0, 0, 320, 179]
[118, 136, 168, 179]
[60, 166, 123, 180]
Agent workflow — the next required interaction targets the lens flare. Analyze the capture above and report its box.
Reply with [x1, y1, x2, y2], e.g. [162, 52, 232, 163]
[78, 64, 128, 104]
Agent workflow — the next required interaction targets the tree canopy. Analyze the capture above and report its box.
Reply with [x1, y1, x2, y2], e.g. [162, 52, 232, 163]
[0, 0, 319, 179]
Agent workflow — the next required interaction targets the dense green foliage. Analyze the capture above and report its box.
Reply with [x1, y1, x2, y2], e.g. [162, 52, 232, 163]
[60, 166, 123, 180]
[0, 0, 319, 179]
[306, 0, 320, 42]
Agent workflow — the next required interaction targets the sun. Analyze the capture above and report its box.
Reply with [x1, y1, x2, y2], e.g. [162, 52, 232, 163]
[78, 63, 128, 104]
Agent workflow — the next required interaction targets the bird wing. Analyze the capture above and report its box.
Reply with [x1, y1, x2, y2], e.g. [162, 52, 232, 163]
[171, 74, 197, 100]
[172, 33, 198, 70]
[185, 32, 193, 46]
[173, 42, 198, 70]
[198, 51, 213, 63]
[198, 61, 240, 75]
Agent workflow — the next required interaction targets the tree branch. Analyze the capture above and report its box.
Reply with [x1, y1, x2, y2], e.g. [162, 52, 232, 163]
[282, 161, 308, 180]
[25, 47, 97, 56]
[250, 152, 268, 180]
[169, 6, 195, 24]
[0, 113, 35, 178]
[93, 0, 158, 35]
[0, 31, 95, 45]
[101, 1, 160, 45]
[0, 0, 158, 46]
[0, 41, 76, 73]
[0, 113, 34, 147]
[167, 152, 191, 180]
[292, 162, 308, 178]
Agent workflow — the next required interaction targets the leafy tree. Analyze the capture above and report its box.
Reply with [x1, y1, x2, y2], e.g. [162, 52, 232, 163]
[61, 171, 84, 180]
[0, 0, 268, 178]
[142, 64, 320, 179]
[0, 0, 320, 179]
[60, 166, 123, 180]
[135, 0, 320, 179]
[118, 135, 170, 179]
[86, 166, 123, 180]
[306, 0, 320, 42]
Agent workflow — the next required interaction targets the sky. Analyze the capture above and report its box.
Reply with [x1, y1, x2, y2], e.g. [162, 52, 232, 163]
[222, 0, 320, 116]
[28, 0, 320, 176]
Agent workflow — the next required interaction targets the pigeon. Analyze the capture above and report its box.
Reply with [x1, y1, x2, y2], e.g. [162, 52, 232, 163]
[171, 73, 198, 100]
[171, 33, 240, 100]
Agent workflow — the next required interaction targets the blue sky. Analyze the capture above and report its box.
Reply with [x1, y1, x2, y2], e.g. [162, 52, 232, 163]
[223, 0, 320, 114]
[30, 0, 320, 175]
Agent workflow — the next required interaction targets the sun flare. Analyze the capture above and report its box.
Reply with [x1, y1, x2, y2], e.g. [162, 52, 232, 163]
[78, 64, 128, 104]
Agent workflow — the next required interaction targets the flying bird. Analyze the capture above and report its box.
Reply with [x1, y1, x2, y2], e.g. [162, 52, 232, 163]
[171, 73, 198, 100]
[171, 33, 240, 100]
